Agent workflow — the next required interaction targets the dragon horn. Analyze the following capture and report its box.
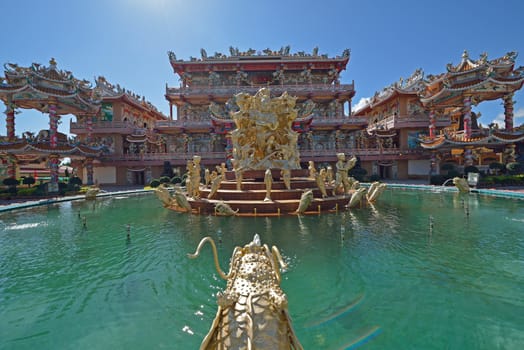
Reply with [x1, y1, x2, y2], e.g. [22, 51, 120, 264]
[188, 237, 229, 280]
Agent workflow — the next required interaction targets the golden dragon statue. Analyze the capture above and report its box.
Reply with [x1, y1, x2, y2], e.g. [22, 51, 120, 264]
[188, 234, 304, 350]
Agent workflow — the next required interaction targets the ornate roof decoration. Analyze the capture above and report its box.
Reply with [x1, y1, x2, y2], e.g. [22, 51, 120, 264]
[421, 51, 524, 107]
[95, 76, 166, 119]
[0, 141, 101, 156]
[353, 68, 425, 113]
[168, 47, 350, 62]
[419, 130, 524, 149]
[0, 58, 101, 115]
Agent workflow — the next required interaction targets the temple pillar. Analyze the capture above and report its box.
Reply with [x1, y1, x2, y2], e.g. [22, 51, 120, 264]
[4, 100, 16, 142]
[86, 115, 94, 144]
[7, 154, 17, 179]
[429, 109, 436, 139]
[48, 99, 59, 148]
[503, 93, 514, 131]
[463, 95, 472, 139]
[48, 154, 60, 193]
[464, 147, 474, 167]
[85, 157, 94, 185]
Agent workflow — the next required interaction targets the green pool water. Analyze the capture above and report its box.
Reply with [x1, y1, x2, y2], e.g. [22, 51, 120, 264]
[1, 190, 523, 349]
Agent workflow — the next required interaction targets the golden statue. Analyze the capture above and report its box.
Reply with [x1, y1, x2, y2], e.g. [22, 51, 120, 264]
[367, 182, 387, 202]
[347, 187, 367, 208]
[230, 88, 302, 170]
[333, 153, 357, 195]
[281, 168, 291, 190]
[453, 177, 470, 194]
[316, 168, 328, 198]
[296, 189, 314, 214]
[208, 174, 223, 199]
[308, 160, 316, 179]
[264, 168, 273, 201]
[188, 235, 303, 350]
[191, 155, 202, 198]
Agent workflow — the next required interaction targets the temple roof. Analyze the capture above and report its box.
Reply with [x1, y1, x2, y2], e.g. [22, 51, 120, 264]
[419, 130, 524, 149]
[420, 51, 524, 107]
[167, 47, 351, 74]
[0, 141, 101, 156]
[95, 76, 167, 120]
[0, 58, 101, 115]
[353, 69, 425, 114]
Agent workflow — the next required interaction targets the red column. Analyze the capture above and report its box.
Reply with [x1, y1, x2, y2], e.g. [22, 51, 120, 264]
[429, 109, 436, 139]
[48, 100, 59, 148]
[7, 153, 17, 178]
[463, 96, 472, 139]
[5, 102, 16, 142]
[86, 115, 93, 143]
[503, 94, 514, 131]
[85, 157, 94, 185]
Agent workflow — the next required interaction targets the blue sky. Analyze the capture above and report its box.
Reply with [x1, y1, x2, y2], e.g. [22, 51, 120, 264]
[1, 0, 524, 136]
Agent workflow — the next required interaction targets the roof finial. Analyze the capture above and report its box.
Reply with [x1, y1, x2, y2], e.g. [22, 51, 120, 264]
[49, 57, 57, 67]
[462, 50, 469, 59]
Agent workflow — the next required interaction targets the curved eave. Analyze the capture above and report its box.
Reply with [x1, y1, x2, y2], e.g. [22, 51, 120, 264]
[0, 142, 100, 156]
[420, 77, 524, 106]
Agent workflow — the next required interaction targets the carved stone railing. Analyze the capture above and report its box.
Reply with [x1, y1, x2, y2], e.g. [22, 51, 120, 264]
[166, 83, 355, 97]
[100, 147, 424, 162]
[70, 120, 135, 133]
[366, 113, 451, 131]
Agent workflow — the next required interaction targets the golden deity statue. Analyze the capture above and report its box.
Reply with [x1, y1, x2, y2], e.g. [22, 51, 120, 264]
[230, 88, 302, 170]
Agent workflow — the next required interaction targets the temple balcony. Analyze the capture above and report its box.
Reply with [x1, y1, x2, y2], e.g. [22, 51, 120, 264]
[366, 113, 451, 132]
[311, 116, 368, 128]
[99, 147, 424, 166]
[166, 83, 355, 99]
[70, 120, 138, 134]
[155, 120, 214, 131]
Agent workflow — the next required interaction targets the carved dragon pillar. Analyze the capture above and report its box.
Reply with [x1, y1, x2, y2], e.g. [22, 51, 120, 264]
[463, 95, 472, 139]
[85, 157, 94, 185]
[7, 153, 17, 179]
[48, 154, 60, 193]
[503, 93, 514, 131]
[429, 109, 436, 139]
[4, 99, 16, 142]
[48, 98, 59, 148]
[86, 115, 94, 144]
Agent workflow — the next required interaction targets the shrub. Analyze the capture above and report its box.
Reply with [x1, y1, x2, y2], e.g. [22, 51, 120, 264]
[17, 187, 39, 196]
[22, 176, 36, 187]
[506, 162, 522, 175]
[69, 176, 83, 186]
[368, 174, 381, 182]
[2, 177, 19, 187]
[464, 166, 479, 175]
[349, 167, 367, 182]
[159, 176, 171, 184]
[150, 179, 161, 188]
[171, 176, 182, 184]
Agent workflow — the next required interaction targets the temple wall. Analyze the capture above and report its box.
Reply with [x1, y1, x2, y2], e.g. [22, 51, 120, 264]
[92, 166, 117, 184]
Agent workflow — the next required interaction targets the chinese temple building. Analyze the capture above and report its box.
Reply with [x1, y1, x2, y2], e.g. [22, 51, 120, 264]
[70, 76, 168, 185]
[353, 51, 524, 178]
[160, 47, 365, 169]
[1, 49, 524, 186]
[0, 59, 102, 190]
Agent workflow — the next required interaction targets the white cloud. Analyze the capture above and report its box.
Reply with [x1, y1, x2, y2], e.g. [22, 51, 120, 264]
[490, 107, 524, 128]
[352, 97, 371, 114]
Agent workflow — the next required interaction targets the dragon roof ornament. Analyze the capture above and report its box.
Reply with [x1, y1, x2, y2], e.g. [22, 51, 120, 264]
[168, 47, 350, 62]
